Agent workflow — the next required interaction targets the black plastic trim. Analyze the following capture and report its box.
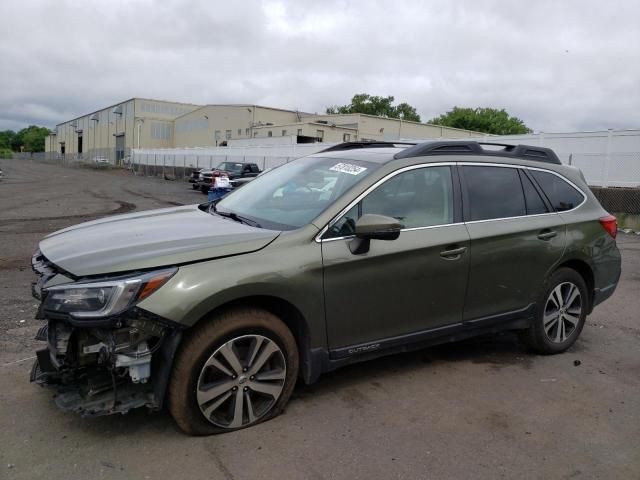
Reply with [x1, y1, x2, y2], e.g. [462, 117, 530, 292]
[328, 303, 535, 361]
[450, 165, 464, 224]
[319, 141, 417, 152]
[152, 329, 183, 409]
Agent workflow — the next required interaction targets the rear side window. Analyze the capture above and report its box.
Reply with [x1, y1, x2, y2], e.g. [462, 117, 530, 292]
[519, 171, 549, 215]
[463, 166, 526, 221]
[530, 171, 584, 212]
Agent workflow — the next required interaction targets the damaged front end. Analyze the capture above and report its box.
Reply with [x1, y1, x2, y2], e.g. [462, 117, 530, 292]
[30, 251, 183, 416]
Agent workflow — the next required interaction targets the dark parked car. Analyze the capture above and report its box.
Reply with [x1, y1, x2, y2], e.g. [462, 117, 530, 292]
[188, 169, 203, 188]
[30, 141, 620, 435]
[195, 161, 261, 193]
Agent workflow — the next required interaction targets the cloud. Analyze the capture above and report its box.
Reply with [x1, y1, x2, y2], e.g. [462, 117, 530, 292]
[0, 0, 638, 132]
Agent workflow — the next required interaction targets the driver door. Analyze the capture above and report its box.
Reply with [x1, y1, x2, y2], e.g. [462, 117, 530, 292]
[321, 165, 470, 356]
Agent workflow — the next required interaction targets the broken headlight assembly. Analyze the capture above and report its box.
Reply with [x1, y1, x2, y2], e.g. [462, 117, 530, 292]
[42, 268, 176, 319]
[32, 268, 182, 416]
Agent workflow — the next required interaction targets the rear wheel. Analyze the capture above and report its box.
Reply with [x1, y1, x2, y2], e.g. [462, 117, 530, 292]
[520, 268, 588, 354]
[168, 308, 298, 435]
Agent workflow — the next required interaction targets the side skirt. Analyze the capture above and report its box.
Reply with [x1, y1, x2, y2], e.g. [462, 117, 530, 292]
[322, 304, 535, 373]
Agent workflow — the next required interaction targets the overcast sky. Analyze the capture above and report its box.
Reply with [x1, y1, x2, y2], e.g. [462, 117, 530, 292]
[1, 0, 638, 133]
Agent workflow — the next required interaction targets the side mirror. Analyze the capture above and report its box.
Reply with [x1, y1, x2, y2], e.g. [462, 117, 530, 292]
[350, 214, 402, 254]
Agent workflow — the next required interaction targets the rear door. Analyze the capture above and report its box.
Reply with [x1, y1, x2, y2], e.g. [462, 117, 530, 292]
[321, 164, 470, 353]
[460, 163, 566, 321]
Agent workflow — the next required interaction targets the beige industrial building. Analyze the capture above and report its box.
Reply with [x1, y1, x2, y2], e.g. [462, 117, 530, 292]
[46, 98, 201, 162]
[46, 98, 482, 162]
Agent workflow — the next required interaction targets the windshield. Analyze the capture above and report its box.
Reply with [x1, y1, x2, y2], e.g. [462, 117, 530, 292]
[217, 162, 244, 172]
[216, 156, 379, 230]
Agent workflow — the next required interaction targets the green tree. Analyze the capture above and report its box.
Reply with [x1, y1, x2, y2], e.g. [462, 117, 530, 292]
[326, 94, 422, 122]
[15, 125, 50, 152]
[428, 107, 532, 135]
[0, 130, 16, 150]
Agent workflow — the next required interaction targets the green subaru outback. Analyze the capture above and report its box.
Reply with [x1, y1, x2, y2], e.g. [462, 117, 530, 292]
[30, 141, 621, 435]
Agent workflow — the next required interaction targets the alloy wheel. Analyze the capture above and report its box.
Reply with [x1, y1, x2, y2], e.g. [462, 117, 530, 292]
[543, 282, 583, 343]
[196, 334, 286, 429]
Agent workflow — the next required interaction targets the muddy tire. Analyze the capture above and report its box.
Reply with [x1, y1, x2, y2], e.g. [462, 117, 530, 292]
[520, 268, 588, 354]
[168, 308, 298, 436]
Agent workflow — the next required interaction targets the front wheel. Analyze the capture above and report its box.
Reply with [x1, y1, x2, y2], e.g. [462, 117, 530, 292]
[520, 268, 588, 354]
[168, 308, 299, 435]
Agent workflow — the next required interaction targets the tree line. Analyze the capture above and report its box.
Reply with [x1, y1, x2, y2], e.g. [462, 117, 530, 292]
[326, 94, 532, 135]
[0, 126, 51, 156]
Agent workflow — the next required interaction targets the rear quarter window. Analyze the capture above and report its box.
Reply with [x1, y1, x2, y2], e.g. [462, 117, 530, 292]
[530, 171, 584, 212]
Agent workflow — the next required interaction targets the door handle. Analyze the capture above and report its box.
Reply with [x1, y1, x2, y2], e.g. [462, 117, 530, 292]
[537, 230, 557, 241]
[440, 246, 467, 259]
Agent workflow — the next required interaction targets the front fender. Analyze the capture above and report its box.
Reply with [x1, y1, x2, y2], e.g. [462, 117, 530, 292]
[137, 233, 327, 349]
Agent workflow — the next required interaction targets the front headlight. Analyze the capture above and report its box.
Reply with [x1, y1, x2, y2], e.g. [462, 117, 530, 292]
[42, 268, 176, 319]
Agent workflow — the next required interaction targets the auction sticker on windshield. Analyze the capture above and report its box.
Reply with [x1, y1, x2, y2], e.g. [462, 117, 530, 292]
[329, 163, 367, 175]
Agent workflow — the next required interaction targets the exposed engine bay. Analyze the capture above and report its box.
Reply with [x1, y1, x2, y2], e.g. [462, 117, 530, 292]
[31, 252, 182, 416]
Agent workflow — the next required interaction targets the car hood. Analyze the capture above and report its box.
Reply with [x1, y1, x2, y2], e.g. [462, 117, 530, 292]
[39, 205, 280, 276]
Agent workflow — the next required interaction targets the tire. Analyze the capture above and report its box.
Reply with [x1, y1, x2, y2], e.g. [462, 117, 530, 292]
[168, 308, 299, 435]
[191, 183, 198, 190]
[520, 267, 588, 354]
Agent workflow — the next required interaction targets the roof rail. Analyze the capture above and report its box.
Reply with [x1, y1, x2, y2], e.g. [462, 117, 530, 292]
[320, 141, 417, 152]
[393, 141, 562, 165]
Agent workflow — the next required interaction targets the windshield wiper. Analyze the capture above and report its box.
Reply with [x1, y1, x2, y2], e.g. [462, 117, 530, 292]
[213, 206, 262, 228]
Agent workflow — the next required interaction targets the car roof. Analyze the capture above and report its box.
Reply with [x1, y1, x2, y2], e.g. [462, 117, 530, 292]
[309, 147, 404, 164]
[310, 140, 562, 167]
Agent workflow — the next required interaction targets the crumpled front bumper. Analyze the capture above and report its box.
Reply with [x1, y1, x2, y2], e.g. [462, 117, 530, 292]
[30, 251, 183, 417]
[31, 317, 182, 416]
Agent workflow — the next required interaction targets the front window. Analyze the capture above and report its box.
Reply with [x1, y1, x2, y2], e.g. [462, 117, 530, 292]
[216, 157, 379, 230]
[326, 166, 454, 238]
[217, 162, 244, 173]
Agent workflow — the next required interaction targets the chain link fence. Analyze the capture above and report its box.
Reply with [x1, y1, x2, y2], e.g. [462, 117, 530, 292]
[127, 144, 334, 180]
[12, 148, 130, 167]
[591, 187, 640, 215]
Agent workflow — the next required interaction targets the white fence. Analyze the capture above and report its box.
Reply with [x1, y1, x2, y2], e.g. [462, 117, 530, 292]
[131, 129, 640, 187]
[467, 129, 640, 187]
[131, 143, 336, 173]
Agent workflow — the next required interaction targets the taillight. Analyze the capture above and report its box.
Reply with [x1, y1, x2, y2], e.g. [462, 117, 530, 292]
[599, 214, 617, 239]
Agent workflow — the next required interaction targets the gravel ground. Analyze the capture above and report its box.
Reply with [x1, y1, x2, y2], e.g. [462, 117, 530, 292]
[1, 158, 639, 480]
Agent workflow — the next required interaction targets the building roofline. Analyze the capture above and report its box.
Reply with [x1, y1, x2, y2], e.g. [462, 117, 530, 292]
[56, 97, 202, 127]
[252, 121, 358, 131]
[310, 112, 488, 135]
[175, 104, 313, 121]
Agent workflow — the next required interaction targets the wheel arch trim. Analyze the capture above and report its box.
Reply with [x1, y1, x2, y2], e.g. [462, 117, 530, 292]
[188, 292, 320, 383]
